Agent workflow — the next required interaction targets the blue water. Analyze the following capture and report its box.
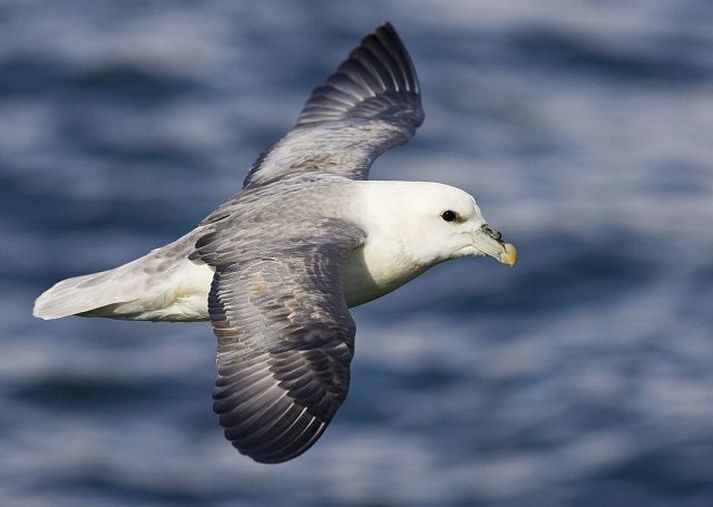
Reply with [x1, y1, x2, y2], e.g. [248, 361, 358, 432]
[2, 1, 713, 505]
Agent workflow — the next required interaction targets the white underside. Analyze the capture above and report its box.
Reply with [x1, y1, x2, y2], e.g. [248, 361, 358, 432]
[33, 237, 424, 322]
[117, 241, 423, 321]
[84, 258, 215, 321]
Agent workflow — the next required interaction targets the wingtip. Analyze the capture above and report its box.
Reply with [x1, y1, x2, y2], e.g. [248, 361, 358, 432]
[376, 21, 397, 36]
[293, 20, 422, 129]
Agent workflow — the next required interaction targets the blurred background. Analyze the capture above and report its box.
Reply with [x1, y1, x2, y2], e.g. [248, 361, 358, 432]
[2, 0, 713, 505]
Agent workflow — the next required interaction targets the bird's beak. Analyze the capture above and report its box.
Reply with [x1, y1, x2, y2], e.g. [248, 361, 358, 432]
[471, 224, 517, 266]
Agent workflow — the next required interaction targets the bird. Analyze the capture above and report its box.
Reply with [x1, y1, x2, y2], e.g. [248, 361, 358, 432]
[33, 23, 517, 464]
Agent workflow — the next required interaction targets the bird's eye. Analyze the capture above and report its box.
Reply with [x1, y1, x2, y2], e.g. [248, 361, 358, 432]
[441, 210, 457, 222]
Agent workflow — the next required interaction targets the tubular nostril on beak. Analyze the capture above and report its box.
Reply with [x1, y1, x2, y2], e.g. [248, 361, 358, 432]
[481, 224, 502, 241]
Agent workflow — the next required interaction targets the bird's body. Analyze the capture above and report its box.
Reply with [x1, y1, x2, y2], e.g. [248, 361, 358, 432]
[34, 24, 516, 463]
[36, 180, 489, 321]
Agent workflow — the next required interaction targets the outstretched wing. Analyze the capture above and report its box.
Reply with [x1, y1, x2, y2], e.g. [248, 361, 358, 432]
[243, 22, 424, 188]
[195, 219, 364, 463]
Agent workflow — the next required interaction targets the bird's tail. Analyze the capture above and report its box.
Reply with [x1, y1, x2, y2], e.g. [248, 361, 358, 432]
[33, 267, 132, 320]
[33, 231, 213, 321]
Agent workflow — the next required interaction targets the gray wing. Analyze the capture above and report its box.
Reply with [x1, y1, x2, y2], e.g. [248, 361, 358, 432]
[194, 219, 364, 463]
[243, 22, 424, 189]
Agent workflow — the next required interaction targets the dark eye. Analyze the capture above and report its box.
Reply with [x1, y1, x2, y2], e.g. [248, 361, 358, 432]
[441, 210, 457, 222]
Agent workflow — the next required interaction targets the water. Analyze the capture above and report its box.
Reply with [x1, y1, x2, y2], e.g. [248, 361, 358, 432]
[2, 0, 713, 505]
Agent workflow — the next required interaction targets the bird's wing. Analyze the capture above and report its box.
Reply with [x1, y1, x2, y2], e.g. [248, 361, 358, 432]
[242, 22, 424, 188]
[194, 218, 365, 463]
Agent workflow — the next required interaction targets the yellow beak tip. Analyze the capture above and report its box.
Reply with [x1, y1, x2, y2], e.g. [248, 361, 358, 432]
[500, 243, 517, 266]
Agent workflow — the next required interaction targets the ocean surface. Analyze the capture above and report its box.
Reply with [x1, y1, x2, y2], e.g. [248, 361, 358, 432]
[2, 1, 713, 505]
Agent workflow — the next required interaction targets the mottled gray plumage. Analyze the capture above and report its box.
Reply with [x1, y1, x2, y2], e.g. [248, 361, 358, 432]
[190, 23, 423, 462]
[195, 188, 364, 462]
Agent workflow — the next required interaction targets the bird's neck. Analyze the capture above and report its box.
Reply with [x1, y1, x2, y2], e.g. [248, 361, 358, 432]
[340, 231, 429, 308]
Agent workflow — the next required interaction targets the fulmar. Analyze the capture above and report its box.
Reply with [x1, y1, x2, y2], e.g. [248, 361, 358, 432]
[34, 23, 517, 463]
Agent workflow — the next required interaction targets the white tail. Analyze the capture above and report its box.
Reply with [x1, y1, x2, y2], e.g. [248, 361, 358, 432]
[33, 231, 214, 322]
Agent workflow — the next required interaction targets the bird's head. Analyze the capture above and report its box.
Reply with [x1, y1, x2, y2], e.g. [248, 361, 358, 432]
[361, 181, 517, 268]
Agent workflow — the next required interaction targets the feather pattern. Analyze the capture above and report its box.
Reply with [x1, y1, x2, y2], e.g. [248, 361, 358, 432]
[242, 23, 424, 188]
[195, 205, 364, 463]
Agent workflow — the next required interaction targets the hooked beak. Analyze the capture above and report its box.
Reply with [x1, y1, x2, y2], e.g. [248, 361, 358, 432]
[471, 224, 517, 266]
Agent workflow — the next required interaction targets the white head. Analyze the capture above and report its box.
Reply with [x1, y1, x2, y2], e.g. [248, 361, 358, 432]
[361, 181, 517, 268]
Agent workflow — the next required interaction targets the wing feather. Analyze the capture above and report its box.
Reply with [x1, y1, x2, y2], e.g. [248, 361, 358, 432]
[196, 218, 364, 463]
[243, 23, 424, 188]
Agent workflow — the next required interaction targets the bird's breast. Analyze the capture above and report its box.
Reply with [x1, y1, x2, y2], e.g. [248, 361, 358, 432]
[340, 239, 427, 308]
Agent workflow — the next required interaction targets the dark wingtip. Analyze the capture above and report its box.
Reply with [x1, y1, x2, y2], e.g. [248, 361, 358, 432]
[295, 22, 422, 128]
[376, 21, 396, 35]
